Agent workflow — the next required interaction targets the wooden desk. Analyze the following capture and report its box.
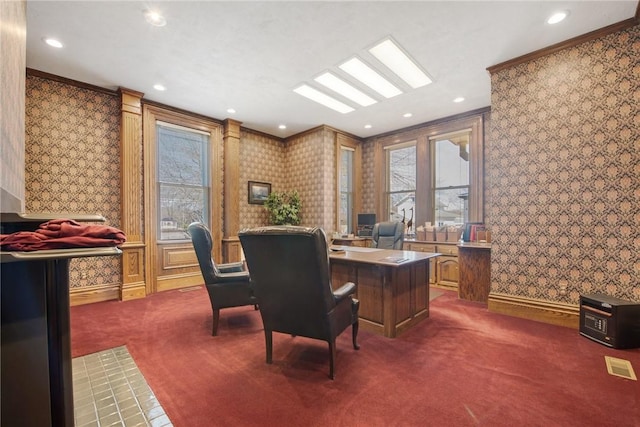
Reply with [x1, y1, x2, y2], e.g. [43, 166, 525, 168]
[331, 236, 371, 247]
[329, 246, 439, 338]
[457, 242, 491, 303]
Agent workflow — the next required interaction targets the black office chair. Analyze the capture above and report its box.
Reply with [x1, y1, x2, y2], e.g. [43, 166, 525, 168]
[372, 221, 404, 249]
[238, 226, 360, 379]
[188, 222, 257, 336]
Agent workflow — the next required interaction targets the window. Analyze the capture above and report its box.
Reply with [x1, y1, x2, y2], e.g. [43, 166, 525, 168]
[157, 122, 210, 240]
[339, 147, 354, 234]
[431, 131, 470, 226]
[385, 141, 416, 224]
[336, 134, 361, 234]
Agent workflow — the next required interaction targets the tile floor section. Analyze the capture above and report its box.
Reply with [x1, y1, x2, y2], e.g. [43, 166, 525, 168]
[72, 346, 172, 427]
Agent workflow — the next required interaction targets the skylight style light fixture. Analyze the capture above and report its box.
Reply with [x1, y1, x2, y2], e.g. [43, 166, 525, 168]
[547, 10, 569, 24]
[294, 85, 355, 114]
[453, 97, 465, 103]
[339, 58, 402, 99]
[153, 84, 166, 91]
[369, 39, 432, 89]
[314, 72, 377, 107]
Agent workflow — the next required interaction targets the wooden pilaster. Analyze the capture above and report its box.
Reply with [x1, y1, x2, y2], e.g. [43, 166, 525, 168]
[222, 119, 243, 262]
[118, 88, 147, 300]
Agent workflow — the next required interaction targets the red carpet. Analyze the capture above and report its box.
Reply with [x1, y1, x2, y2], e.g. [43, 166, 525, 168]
[71, 287, 640, 426]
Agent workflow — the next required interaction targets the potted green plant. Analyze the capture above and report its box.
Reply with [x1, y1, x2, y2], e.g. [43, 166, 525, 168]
[264, 190, 301, 225]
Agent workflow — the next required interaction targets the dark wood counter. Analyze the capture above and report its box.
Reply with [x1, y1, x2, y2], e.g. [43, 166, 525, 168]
[457, 242, 491, 303]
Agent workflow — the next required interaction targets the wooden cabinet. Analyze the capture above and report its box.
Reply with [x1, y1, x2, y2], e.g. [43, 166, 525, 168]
[404, 240, 459, 290]
[457, 243, 491, 303]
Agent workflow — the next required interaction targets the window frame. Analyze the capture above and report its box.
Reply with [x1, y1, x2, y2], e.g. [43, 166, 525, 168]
[383, 140, 417, 223]
[335, 134, 362, 234]
[155, 121, 211, 241]
[373, 113, 484, 229]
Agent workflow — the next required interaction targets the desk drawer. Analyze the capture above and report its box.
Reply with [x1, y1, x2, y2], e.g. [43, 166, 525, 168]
[436, 245, 458, 256]
[406, 243, 436, 253]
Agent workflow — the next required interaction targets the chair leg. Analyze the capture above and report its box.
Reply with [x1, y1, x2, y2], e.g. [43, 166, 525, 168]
[328, 340, 336, 380]
[211, 309, 220, 336]
[352, 320, 360, 350]
[265, 329, 273, 364]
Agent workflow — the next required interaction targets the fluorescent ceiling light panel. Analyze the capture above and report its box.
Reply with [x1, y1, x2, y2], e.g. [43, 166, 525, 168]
[339, 58, 402, 98]
[369, 39, 432, 89]
[293, 85, 355, 114]
[315, 72, 377, 107]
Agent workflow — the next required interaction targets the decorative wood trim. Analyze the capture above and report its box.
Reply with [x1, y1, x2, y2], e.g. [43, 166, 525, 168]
[121, 282, 146, 301]
[240, 126, 286, 141]
[285, 124, 364, 143]
[335, 134, 362, 234]
[27, 68, 118, 97]
[488, 292, 580, 329]
[222, 237, 243, 263]
[223, 119, 241, 245]
[487, 16, 640, 74]
[143, 104, 224, 294]
[156, 272, 204, 292]
[142, 99, 223, 127]
[118, 88, 147, 301]
[70, 283, 120, 306]
[366, 107, 491, 141]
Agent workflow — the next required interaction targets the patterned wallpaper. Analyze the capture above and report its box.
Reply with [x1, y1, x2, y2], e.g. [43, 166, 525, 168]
[0, 1, 26, 212]
[490, 25, 640, 303]
[284, 127, 337, 231]
[239, 129, 285, 228]
[25, 75, 122, 289]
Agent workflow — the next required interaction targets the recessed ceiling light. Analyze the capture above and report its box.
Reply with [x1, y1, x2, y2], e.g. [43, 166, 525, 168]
[364, 124, 372, 129]
[278, 124, 287, 130]
[315, 72, 377, 107]
[453, 97, 465, 103]
[144, 10, 166, 27]
[153, 84, 166, 91]
[547, 11, 569, 24]
[43, 38, 63, 48]
[369, 39, 432, 89]
[227, 108, 236, 114]
[294, 85, 355, 114]
[339, 57, 402, 99]
[403, 113, 412, 118]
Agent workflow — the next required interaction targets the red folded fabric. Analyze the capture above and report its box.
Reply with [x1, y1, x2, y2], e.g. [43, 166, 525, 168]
[0, 219, 126, 252]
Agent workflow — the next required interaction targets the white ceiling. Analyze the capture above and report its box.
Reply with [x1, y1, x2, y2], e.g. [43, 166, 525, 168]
[26, 1, 638, 139]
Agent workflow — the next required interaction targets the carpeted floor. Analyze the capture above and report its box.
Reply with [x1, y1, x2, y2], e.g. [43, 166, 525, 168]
[71, 287, 640, 427]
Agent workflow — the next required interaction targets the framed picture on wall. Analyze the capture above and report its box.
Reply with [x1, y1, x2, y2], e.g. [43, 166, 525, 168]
[248, 181, 271, 204]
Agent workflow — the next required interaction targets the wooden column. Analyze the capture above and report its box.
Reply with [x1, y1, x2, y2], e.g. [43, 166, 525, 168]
[118, 88, 147, 300]
[222, 119, 243, 262]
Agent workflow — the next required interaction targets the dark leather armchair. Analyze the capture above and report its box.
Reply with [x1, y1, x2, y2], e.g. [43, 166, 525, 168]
[188, 222, 257, 336]
[372, 221, 404, 249]
[238, 226, 359, 379]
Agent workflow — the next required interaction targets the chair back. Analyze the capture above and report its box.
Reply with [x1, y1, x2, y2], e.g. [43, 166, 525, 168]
[188, 222, 219, 284]
[239, 226, 336, 340]
[372, 221, 404, 249]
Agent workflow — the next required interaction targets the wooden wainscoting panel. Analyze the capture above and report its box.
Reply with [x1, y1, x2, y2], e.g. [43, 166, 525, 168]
[156, 272, 203, 292]
[70, 283, 120, 306]
[121, 245, 146, 301]
[161, 245, 198, 270]
[488, 292, 580, 329]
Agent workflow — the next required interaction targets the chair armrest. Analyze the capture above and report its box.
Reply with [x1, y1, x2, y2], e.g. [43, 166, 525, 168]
[218, 261, 245, 273]
[214, 270, 250, 283]
[333, 282, 356, 302]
